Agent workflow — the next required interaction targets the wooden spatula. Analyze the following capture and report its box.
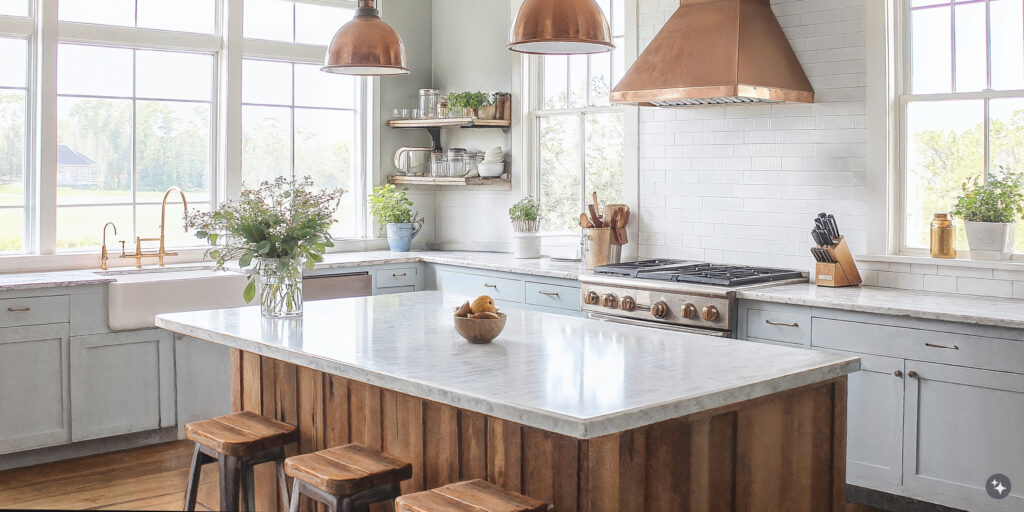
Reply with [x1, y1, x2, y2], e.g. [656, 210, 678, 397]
[604, 204, 629, 244]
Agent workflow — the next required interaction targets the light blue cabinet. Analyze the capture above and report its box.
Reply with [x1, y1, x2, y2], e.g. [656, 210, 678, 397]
[428, 264, 583, 316]
[0, 324, 71, 454]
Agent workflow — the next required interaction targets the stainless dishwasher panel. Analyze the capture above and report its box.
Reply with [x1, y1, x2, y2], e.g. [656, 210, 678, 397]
[303, 273, 372, 301]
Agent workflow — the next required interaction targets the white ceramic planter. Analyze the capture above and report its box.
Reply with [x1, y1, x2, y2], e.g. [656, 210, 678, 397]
[511, 231, 542, 259]
[964, 221, 1016, 261]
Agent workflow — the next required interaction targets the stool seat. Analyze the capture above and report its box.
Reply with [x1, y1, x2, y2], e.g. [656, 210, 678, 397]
[185, 410, 297, 457]
[395, 479, 549, 512]
[285, 444, 413, 496]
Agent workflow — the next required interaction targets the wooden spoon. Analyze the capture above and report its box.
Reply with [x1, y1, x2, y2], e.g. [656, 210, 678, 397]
[579, 213, 590, 229]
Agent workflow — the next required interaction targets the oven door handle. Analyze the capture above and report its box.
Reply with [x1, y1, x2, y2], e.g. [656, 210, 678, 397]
[587, 312, 732, 338]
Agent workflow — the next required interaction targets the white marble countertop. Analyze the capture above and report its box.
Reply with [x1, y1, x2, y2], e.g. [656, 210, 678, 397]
[0, 270, 115, 292]
[738, 283, 1024, 330]
[156, 291, 858, 438]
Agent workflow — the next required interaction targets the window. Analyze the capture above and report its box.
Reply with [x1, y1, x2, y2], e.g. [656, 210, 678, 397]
[0, 37, 28, 253]
[241, 0, 364, 239]
[532, 0, 628, 232]
[56, 44, 214, 250]
[59, 0, 217, 34]
[900, 0, 1024, 253]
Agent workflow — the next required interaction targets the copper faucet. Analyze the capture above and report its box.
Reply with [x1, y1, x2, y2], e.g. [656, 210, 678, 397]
[120, 187, 189, 268]
[100, 222, 117, 270]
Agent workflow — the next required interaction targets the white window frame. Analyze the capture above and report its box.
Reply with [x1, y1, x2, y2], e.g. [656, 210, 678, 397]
[868, 0, 1024, 262]
[0, 0, 376, 270]
[521, 0, 640, 259]
[0, 12, 36, 255]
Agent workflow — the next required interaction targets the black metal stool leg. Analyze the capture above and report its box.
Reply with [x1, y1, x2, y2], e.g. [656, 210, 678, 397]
[289, 479, 303, 512]
[219, 454, 242, 512]
[241, 462, 256, 512]
[183, 444, 206, 512]
[276, 456, 290, 512]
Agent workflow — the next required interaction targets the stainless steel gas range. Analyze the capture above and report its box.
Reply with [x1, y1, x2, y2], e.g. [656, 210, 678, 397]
[578, 260, 808, 337]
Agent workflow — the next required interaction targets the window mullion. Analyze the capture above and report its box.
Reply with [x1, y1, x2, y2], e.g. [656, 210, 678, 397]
[221, 0, 244, 201]
[35, 0, 58, 255]
[578, 112, 586, 216]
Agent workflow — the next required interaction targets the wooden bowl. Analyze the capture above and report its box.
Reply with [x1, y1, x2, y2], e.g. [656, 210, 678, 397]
[453, 313, 507, 344]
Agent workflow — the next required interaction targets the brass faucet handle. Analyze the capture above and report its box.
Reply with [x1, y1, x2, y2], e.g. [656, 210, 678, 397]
[119, 240, 126, 256]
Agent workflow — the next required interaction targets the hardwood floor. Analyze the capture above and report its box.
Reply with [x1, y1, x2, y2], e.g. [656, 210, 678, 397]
[0, 440, 219, 511]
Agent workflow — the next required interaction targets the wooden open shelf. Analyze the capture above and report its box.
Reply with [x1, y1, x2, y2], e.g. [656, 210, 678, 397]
[386, 117, 511, 129]
[387, 175, 511, 190]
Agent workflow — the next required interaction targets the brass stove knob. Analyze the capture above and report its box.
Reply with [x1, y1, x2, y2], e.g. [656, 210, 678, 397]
[601, 293, 618, 308]
[620, 296, 637, 312]
[584, 291, 600, 305]
[702, 305, 720, 322]
[681, 303, 697, 319]
[651, 301, 669, 319]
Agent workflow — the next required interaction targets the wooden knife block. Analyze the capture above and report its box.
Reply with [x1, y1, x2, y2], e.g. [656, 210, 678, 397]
[814, 236, 862, 287]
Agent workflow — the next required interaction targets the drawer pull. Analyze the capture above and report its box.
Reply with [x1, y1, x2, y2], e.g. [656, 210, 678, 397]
[924, 342, 959, 350]
[765, 320, 799, 328]
[893, 370, 903, 378]
[483, 283, 497, 289]
[907, 370, 918, 379]
[392, 273, 407, 277]
[7, 307, 30, 312]
[538, 291, 560, 297]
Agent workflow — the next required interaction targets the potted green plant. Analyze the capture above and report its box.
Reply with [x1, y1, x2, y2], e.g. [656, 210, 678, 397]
[446, 91, 492, 118]
[186, 176, 344, 317]
[509, 196, 541, 259]
[369, 184, 423, 252]
[951, 169, 1024, 261]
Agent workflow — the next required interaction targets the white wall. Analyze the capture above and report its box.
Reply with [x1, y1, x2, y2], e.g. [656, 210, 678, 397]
[635, 0, 867, 272]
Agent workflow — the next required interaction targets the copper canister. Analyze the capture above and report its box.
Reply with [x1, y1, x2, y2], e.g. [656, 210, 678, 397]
[930, 213, 957, 259]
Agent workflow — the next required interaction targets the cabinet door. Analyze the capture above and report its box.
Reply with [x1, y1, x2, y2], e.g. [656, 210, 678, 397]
[70, 329, 175, 442]
[903, 361, 1024, 511]
[845, 352, 905, 490]
[0, 324, 71, 454]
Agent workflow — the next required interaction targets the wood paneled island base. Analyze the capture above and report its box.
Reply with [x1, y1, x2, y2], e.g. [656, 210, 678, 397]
[228, 349, 848, 512]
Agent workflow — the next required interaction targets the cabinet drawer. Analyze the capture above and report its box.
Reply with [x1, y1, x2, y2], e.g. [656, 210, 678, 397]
[813, 318, 1024, 374]
[746, 307, 811, 345]
[524, 282, 580, 312]
[746, 336, 804, 348]
[0, 296, 69, 328]
[375, 267, 419, 289]
[436, 271, 524, 303]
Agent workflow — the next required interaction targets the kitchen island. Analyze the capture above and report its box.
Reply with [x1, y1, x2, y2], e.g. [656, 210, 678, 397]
[157, 291, 859, 512]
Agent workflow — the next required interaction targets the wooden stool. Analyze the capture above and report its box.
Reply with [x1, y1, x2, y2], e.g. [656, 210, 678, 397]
[395, 480, 550, 512]
[284, 444, 412, 512]
[184, 411, 297, 512]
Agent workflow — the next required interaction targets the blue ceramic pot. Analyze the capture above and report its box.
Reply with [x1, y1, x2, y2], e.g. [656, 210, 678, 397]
[386, 222, 422, 252]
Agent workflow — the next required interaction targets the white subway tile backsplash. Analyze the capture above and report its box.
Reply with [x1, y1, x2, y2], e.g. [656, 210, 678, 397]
[877, 272, 924, 291]
[922, 274, 957, 293]
[1014, 281, 1024, 299]
[957, 277, 1014, 298]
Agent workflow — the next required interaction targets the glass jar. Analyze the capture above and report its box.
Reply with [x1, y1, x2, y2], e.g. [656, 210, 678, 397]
[419, 89, 440, 119]
[465, 151, 482, 175]
[430, 152, 447, 177]
[257, 257, 303, 317]
[930, 213, 957, 259]
[446, 148, 467, 177]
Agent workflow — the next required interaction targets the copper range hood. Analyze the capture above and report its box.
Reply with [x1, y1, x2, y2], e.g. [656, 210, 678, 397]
[610, 0, 813, 106]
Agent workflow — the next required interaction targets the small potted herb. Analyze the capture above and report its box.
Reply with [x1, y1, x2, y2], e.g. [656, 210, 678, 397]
[509, 196, 541, 259]
[186, 176, 344, 317]
[369, 184, 423, 252]
[446, 91, 492, 118]
[951, 169, 1024, 261]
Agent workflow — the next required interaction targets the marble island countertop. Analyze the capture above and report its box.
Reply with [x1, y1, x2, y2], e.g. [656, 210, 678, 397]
[738, 283, 1024, 330]
[0, 251, 583, 292]
[156, 291, 859, 438]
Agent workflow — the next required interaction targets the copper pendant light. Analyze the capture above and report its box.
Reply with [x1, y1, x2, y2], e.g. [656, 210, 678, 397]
[321, 0, 409, 76]
[508, 0, 614, 55]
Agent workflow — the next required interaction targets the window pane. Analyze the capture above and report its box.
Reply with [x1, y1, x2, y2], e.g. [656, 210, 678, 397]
[953, 2, 986, 92]
[0, 38, 27, 88]
[911, 0, 949, 6]
[294, 109, 355, 237]
[0, 1, 29, 17]
[539, 115, 581, 232]
[243, 59, 293, 105]
[295, 63, 354, 109]
[0, 208, 23, 253]
[137, 0, 217, 33]
[136, 51, 214, 101]
[612, 0, 624, 36]
[58, 0, 135, 26]
[57, 97, 133, 205]
[991, 0, 1024, 91]
[137, 202, 207, 248]
[295, 3, 352, 46]
[585, 112, 624, 210]
[57, 205, 132, 250]
[589, 50, 611, 106]
[58, 45, 133, 97]
[242, 105, 292, 185]
[542, 55, 567, 110]
[990, 98, 1024, 176]
[569, 55, 588, 108]
[904, 100, 983, 249]
[244, 0, 294, 42]
[911, 5, 952, 94]
[611, 36, 625, 86]
[136, 101, 211, 203]
[0, 92, 26, 208]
